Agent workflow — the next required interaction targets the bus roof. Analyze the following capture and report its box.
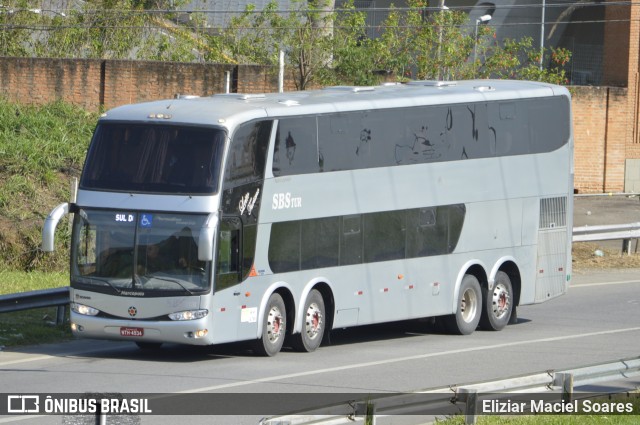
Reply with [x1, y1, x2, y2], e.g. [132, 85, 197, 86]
[100, 79, 569, 130]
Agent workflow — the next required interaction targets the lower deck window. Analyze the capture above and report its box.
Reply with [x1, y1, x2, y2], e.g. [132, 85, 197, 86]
[268, 204, 466, 274]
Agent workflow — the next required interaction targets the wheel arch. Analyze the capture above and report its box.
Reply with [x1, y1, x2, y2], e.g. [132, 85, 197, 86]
[256, 282, 295, 339]
[294, 278, 335, 336]
[491, 258, 522, 307]
[452, 260, 488, 313]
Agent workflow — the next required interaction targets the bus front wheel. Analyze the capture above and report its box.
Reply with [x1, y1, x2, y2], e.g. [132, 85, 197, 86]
[443, 274, 481, 335]
[291, 289, 325, 353]
[253, 293, 287, 357]
[480, 271, 513, 331]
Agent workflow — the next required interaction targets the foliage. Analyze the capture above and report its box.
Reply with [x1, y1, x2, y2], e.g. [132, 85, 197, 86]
[0, 0, 202, 61]
[0, 99, 97, 271]
[369, 0, 571, 84]
[0, 0, 571, 87]
[0, 307, 72, 347]
[210, 0, 571, 88]
[213, 0, 338, 90]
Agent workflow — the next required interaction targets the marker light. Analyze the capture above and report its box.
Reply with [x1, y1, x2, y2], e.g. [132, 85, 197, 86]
[71, 303, 100, 316]
[168, 309, 208, 321]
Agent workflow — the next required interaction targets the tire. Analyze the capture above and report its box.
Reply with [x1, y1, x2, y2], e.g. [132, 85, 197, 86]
[480, 271, 513, 331]
[443, 274, 482, 335]
[291, 289, 325, 353]
[253, 293, 287, 357]
[508, 305, 518, 325]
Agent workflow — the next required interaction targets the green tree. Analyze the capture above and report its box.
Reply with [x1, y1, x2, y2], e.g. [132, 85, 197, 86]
[0, 1, 42, 56]
[214, 0, 340, 90]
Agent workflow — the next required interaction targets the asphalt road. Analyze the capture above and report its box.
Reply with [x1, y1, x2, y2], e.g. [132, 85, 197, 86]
[1, 269, 639, 425]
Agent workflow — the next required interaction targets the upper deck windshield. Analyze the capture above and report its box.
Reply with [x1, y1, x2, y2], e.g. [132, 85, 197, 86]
[71, 210, 211, 296]
[80, 123, 226, 194]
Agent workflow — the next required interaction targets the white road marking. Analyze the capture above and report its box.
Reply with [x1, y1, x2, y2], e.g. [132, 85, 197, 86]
[572, 279, 640, 288]
[180, 326, 640, 393]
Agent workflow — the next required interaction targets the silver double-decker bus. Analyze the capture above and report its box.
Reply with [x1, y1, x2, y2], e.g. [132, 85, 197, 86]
[43, 80, 573, 356]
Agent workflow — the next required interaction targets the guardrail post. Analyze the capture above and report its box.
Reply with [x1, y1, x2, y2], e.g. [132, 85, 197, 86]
[56, 305, 67, 325]
[621, 238, 637, 255]
[458, 388, 478, 425]
[553, 372, 574, 403]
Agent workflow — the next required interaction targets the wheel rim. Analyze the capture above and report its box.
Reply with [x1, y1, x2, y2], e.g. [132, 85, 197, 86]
[492, 283, 511, 320]
[304, 302, 323, 340]
[267, 305, 284, 343]
[461, 287, 478, 323]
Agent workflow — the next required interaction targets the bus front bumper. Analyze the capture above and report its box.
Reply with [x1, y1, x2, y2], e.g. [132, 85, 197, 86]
[70, 312, 216, 346]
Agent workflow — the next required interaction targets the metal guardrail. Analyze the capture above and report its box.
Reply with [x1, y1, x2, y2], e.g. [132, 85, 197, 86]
[259, 357, 640, 425]
[0, 287, 69, 324]
[572, 222, 640, 243]
[572, 222, 640, 254]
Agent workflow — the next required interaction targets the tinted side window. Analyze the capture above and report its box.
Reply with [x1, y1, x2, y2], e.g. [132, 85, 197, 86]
[364, 211, 406, 262]
[225, 121, 272, 188]
[267, 205, 466, 274]
[216, 218, 242, 291]
[301, 217, 340, 269]
[272, 97, 568, 177]
[528, 97, 570, 154]
[273, 117, 319, 176]
[268, 222, 300, 273]
[341, 215, 363, 266]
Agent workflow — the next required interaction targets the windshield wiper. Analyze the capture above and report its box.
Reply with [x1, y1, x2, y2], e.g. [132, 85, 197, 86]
[75, 276, 122, 295]
[143, 275, 195, 295]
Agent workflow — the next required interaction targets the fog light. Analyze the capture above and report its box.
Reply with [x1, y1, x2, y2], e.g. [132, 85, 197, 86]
[70, 323, 77, 331]
[195, 329, 208, 338]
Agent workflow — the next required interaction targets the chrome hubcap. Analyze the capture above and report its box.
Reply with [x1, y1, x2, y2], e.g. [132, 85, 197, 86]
[267, 306, 284, 343]
[304, 302, 323, 340]
[461, 288, 478, 323]
[492, 283, 511, 320]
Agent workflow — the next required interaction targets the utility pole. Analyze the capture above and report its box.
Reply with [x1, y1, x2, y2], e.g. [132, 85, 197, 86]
[436, 0, 446, 80]
[540, 0, 546, 69]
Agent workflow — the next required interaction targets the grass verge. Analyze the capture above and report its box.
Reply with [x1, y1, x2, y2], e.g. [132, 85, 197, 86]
[0, 269, 69, 295]
[0, 307, 72, 348]
[0, 271, 71, 347]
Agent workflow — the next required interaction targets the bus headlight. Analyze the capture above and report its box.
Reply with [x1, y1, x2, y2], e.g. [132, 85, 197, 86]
[72, 303, 100, 316]
[168, 309, 208, 321]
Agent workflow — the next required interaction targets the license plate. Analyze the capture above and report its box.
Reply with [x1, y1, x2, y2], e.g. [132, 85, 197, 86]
[120, 327, 144, 337]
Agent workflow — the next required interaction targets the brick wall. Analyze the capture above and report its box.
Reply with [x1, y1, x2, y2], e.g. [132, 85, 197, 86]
[572, 87, 608, 193]
[0, 56, 638, 193]
[0, 58, 103, 110]
[625, 1, 640, 158]
[0, 57, 279, 110]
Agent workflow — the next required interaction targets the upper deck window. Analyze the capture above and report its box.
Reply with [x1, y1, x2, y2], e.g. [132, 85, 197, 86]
[81, 123, 226, 194]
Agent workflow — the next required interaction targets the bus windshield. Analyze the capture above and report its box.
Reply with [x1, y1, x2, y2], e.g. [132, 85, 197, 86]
[80, 123, 226, 194]
[71, 210, 211, 295]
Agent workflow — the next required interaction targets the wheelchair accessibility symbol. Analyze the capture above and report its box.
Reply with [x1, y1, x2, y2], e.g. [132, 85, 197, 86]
[140, 214, 153, 228]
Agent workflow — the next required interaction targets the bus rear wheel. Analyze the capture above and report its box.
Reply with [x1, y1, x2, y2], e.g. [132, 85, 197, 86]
[253, 293, 287, 357]
[443, 274, 481, 335]
[480, 271, 513, 331]
[291, 289, 325, 353]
